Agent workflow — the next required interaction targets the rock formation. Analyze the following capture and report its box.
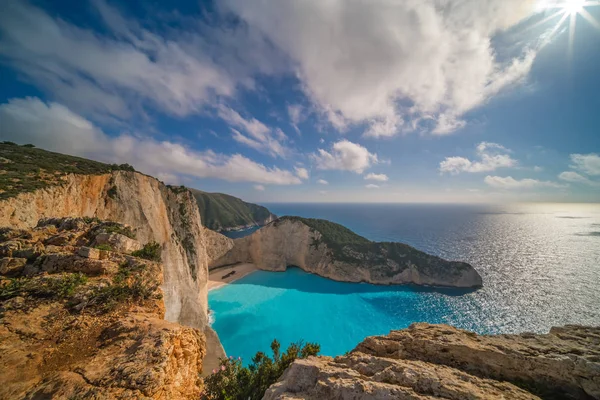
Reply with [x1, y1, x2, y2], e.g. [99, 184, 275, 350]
[264, 323, 600, 400]
[0, 171, 234, 329]
[0, 218, 206, 399]
[211, 217, 482, 288]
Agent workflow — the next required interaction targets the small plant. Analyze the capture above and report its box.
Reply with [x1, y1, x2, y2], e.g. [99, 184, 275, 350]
[95, 244, 112, 251]
[131, 241, 161, 261]
[202, 340, 320, 400]
[107, 185, 118, 199]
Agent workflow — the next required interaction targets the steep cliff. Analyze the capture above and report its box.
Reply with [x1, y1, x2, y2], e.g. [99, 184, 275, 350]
[211, 217, 482, 288]
[191, 188, 276, 232]
[0, 171, 215, 328]
[0, 218, 206, 399]
[265, 323, 600, 400]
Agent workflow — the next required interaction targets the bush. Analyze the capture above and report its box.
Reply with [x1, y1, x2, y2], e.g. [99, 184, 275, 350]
[22, 143, 36, 148]
[95, 244, 112, 251]
[202, 339, 320, 400]
[102, 222, 136, 239]
[131, 241, 161, 261]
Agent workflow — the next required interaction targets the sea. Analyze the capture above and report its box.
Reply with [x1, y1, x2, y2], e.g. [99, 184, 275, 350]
[209, 203, 600, 363]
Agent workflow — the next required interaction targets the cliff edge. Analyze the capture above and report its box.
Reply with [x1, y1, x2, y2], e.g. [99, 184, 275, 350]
[265, 323, 600, 400]
[211, 217, 482, 288]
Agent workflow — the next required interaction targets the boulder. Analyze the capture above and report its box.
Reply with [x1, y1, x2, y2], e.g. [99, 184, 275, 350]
[77, 246, 100, 260]
[94, 233, 141, 254]
[0, 257, 27, 277]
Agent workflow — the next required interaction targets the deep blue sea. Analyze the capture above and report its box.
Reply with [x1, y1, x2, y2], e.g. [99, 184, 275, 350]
[209, 203, 600, 363]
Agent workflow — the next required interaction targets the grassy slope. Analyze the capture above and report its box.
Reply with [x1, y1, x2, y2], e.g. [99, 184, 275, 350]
[190, 189, 275, 231]
[0, 142, 134, 200]
[279, 216, 471, 276]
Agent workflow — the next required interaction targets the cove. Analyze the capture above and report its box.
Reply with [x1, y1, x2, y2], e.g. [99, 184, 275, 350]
[208, 267, 480, 364]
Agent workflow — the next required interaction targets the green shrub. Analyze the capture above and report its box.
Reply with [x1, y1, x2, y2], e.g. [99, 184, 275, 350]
[107, 185, 118, 199]
[22, 143, 36, 148]
[95, 244, 112, 251]
[202, 339, 320, 400]
[131, 241, 161, 261]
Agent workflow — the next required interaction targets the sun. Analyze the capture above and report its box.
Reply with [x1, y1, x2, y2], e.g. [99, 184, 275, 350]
[563, 0, 586, 14]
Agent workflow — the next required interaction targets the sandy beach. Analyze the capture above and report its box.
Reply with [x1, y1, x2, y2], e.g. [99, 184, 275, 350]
[208, 263, 258, 291]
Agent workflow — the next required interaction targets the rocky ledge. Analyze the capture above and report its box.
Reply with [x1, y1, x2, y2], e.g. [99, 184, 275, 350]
[265, 323, 600, 400]
[0, 218, 207, 399]
[211, 217, 482, 288]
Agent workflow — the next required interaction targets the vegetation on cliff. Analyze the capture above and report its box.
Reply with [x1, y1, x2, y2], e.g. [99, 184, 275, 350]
[202, 339, 320, 400]
[191, 188, 275, 231]
[0, 142, 134, 200]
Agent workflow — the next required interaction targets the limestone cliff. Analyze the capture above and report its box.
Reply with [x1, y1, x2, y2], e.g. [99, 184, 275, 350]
[0, 218, 206, 399]
[264, 323, 600, 400]
[211, 217, 482, 288]
[0, 171, 221, 328]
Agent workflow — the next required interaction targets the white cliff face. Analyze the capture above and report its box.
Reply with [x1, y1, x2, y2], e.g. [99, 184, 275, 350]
[0, 171, 230, 329]
[211, 218, 482, 288]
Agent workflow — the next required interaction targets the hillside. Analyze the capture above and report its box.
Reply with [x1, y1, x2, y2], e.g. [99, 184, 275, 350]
[190, 189, 276, 231]
[0, 142, 134, 200]
[212, 217, 482, 288]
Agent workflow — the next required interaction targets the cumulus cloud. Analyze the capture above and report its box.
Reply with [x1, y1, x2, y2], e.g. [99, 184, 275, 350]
[295, 167, 309, 180]
[558, 171, 596, 185]
[484, 176, 565, 189]
[0, 0, 284, 122]
[219, 106, 290, 158]
[0, 97, 302, 185]
[440, 142, 517, 174]
[317, 179, 328, 185]
[365, 184, 380, 189]
[364, 173, 389, 182]
[311, 140, 378, 174]
[570, 154, 600, 176]
[224, 0, 540, 136]
[254, 185, 266, 191]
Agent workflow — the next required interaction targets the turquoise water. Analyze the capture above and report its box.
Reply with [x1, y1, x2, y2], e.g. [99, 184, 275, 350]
[209, 203, 600, 363]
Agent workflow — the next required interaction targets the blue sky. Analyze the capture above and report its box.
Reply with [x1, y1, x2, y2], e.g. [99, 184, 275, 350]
[0, 0, 599, 203]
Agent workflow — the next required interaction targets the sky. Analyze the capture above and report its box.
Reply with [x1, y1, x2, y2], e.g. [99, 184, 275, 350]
[0, 0, 599, 203]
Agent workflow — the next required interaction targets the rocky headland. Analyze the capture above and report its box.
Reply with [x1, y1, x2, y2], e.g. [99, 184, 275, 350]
[211, 216, 482, 288]
[265, 323, 600, 400]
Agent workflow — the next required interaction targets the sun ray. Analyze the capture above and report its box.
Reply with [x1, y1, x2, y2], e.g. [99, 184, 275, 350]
[542, 12, 571, 45]
[579, 8, 600, 28]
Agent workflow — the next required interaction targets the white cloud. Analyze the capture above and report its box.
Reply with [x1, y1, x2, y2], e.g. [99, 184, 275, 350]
[558, 171, 598, 186]
[484, 176, 565, 189]
[365, 184, 380, 189]
[287, 104, 304, 133]
[319, 138, 325, 144]
[440, 142, 517, 174]
[533, 166, 544, 172]
[0, 0, 285, 122]
[311, 140, 378, 174]
[219, 106, 290, 158]
[317, 179, 328, 185]
[254, 184, 266, 191]
[570, 154, 600, 176]
[224, 0, 540, 136]
[295, 167, 309, 180]
[364, 173, 389, 182]
[0, 97, 302, 185]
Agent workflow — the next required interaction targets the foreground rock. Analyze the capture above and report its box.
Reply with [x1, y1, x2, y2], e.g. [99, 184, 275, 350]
[212, 217, 482, 288]
[0, 219, 207, 399]
[265, 323, 600, 400]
